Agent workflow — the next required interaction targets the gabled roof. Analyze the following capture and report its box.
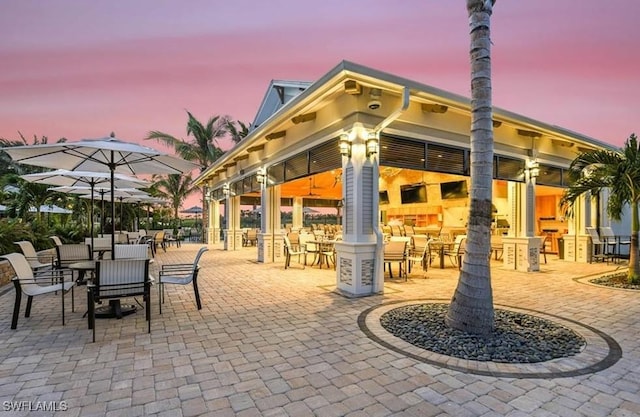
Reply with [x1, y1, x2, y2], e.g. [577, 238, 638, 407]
[252, 80, 312, 129]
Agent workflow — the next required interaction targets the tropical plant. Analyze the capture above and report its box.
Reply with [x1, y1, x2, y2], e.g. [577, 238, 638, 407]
[445, 0, 496, 336]
[151, 174, 199, 229]
[560, 133, 640, 284]
[226, 120, 251, 144]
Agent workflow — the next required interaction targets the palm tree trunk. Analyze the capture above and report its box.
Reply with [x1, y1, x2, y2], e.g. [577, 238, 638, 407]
[629, 201, 639, 283]
[445, 0, 496, 335]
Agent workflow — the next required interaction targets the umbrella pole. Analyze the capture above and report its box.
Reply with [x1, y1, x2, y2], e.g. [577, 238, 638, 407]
[90, 183, 95, 252]
[110, 155, 116, 260]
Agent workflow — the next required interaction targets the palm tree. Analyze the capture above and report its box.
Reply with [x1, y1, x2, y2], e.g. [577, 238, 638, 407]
[146, 111, 229, 240]
[151, 174, 198, 229]
[560, 133, 640, 284]
[445, 0, 496, 336]
[226, 120, 251, 144]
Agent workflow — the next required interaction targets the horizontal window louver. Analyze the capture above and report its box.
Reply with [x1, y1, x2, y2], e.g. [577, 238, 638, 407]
[379, 136, 427, 170]
[268, 163, 285, 185]
[310, 138, 341, 173]
[536, 165, 564, 187]
[285, 153, 309, 180]
[496, 156, 525, 182]
[427, 144, 467, 175]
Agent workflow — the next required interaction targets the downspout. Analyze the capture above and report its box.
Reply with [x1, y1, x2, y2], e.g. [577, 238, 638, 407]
[371, 87, 411, 294]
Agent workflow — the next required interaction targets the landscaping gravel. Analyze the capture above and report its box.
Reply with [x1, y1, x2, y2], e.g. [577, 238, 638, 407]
[380, 303, 585, 363]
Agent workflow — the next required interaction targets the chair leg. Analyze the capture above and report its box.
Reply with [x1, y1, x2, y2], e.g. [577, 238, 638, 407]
[158, 283, 163, 314]
[25, 296, 33, 318]
[88, 289, 96, 342]
[192, 278, 202, 310]
[11, 283, 21, 330]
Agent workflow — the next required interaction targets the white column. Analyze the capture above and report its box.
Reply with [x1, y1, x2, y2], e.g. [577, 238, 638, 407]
[208, 199, 221, 244]
[335, 125, 381, 297]
[258, 185, 283, 263]
[292, 197, 304, 230]
[223, 194, 242, 250]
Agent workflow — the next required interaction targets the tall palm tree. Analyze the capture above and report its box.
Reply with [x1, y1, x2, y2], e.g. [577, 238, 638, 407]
[445, 0, 496, 336]
[226, 120, 251, 144]
[151, 173, 198, 229]
[560, 133, 640, 284]
[146, 111, 229, 240]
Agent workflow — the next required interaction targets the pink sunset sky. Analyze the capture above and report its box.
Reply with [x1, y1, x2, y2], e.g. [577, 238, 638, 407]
[1, 1, 639, 209]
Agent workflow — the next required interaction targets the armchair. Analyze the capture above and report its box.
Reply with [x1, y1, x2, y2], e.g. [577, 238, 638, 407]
[158, 247, 208, 314]
[1, 253, 75, 329]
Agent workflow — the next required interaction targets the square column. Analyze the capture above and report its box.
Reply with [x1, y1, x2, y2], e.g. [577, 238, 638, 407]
[336, 124, 383, 297]
[258, 185, 282, 263]
[207, 199, 221, 244]
[502, 236, 541, 271]
[224, 195, 242, 250]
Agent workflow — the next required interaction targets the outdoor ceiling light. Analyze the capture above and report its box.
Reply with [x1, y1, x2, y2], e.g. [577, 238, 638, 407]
[366, 132, 379, 157]
[222, 183, 230, 196]
[256, 168, 266, 184]
[339, 134, 351, 157]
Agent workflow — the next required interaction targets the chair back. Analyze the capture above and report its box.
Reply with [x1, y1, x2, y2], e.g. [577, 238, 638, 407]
[283, 235, 294, 252]
[390, 225, 403, 236]
[56, 244, 92, 269]
[586, 227, 604, 245]
[299, 233, 317, 251]
[403, 225, 415, 237]
[114, 244, 150, 259]
[411, 235, 429, 253]
[86, 237, 112, 250]
[598, 226, 619, 244]
[50, 236, 63, 246]
[384, 240, 407, 261]
[95, 258, 150, 299]
[1, 253, 37, 292]
[452, 234, 467, 252]
[14, 241, 38, 260]
[154, 231, 165, 243]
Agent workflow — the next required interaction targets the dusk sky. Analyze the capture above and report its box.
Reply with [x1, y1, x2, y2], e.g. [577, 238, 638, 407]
[1, 1, 639, 209]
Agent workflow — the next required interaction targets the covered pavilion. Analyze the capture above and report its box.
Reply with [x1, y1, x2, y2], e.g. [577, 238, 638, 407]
[194, 61, 614, 297]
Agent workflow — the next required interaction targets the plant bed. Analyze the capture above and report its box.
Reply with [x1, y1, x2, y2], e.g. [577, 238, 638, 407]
[590, 272, 640, 290]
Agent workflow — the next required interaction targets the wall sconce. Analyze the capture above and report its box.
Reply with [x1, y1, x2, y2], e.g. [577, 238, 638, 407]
[256, 168, 266, 184]
[336, 199, 344, 208]
[339, 134, 351, 157]
[222, 183, 230, 196]
[527, 160, 540, 179]
[366, 132, 379, 157]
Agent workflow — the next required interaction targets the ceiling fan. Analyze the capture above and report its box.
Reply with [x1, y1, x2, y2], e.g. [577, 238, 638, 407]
[306, 177, 322, 196]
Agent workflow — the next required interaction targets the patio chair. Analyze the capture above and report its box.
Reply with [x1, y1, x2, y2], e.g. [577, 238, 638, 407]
[14, 241, 54, 273]
[55, 243, 93, 284]
[1, 252, 75, 330]
[599, 226, 630, 260]
[539, 234, 551, 264]
[245, 229, 258, 246]
[407, 235, 429, 277]
[383, 240, 407, 279]
[158, 247, 208, 314]
[586, 227, 610, 263]
[152, 231, 166, 256]
[299, 233, 319, 265]
[284, 235, 307, 269]
[114, 244, 151, 260]
[443, 235, 466, 269]
[88, 258, 152, 342]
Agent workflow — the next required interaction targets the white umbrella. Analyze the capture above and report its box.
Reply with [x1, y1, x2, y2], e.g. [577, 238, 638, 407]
[22, 170, 150, 249]
[4, 135, 199, 258]
[29, 204, 72, 214]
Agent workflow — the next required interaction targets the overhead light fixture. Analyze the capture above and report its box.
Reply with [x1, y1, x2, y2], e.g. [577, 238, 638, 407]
[366, 132, 379, 157]
[339, 134, 351, 157]
[368, 88, 382, 110]
[222, 183, 230, 196]
[527, 160, 540, 178]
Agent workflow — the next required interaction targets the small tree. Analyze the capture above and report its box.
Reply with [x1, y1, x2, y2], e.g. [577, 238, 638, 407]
[560, 133, 640, 284]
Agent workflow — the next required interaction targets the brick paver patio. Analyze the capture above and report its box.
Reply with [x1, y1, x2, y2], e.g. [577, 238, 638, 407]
[0, 243, 638, 416]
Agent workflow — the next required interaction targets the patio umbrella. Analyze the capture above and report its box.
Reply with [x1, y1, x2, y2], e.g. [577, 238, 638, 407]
[28, 204, 72, 214]
[4, 135, 199, 258]
[22, 170, 149, 250]
[181, 205, 203, 229]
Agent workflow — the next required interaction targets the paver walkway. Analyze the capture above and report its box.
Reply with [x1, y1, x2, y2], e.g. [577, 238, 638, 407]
[0, 243, 638, 416]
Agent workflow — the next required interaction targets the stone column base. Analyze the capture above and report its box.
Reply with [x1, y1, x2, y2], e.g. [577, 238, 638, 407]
[562, 234, 591, 263]
[223, 230, 244, 251]
[334, 242, 381, 297]
[208, 228, 221, 244]
[502, 237, 541, 272]
[258, 233, 284, 264]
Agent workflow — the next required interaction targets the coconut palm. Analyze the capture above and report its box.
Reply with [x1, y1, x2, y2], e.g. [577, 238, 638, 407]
[445, 0, 496, 336]
[151, 174, 199, 229]
[560, 133, 640, 284]
[226, 120, 251, 144]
